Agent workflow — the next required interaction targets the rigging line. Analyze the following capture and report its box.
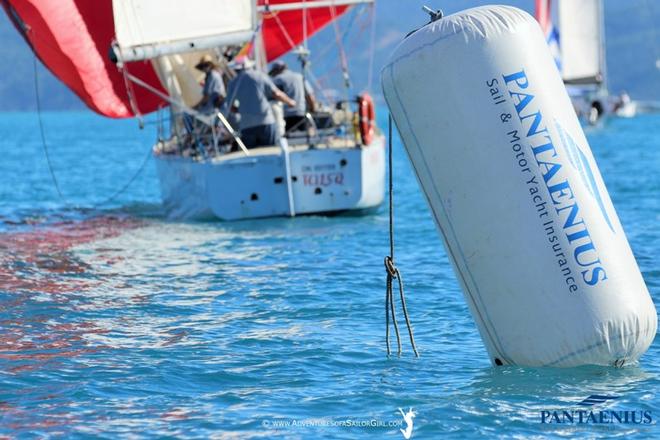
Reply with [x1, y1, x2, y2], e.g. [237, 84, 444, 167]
[340, 6, 360, 45]
[302, 0, 308, 52]
[305, 4, 360, 88]
[31, 54, 152, 209]
[314, 13, 364, 82]
[347, 8, 374, 51]
[366, 3, 376, 92]
[33, 54, 66, 204]
[329, 5, 371, 91]
[124, 71, 250, 156]
[91, 144, 153, 208]
[269, 9, 331, 106]
[267, 2, 355, 106]
[120, 62, 145, 128]
[329, 3, 352, 98]
[306, 9, 353, 62]
[271, 7, 297, 49]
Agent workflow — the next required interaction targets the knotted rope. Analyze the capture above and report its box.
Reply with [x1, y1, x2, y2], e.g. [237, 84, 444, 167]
[385, 115, 419, 357]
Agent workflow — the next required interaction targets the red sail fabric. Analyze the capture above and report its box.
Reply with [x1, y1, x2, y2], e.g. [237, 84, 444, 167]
[2, 0, 350, 118]
[260, 0, 350, 61]
[535, 0, 551, 34]
[2, 0, 166, 118]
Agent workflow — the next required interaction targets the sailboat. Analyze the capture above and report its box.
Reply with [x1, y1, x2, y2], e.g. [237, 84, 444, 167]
[534, 0, 636, 123]
[2, 0, 385, 220]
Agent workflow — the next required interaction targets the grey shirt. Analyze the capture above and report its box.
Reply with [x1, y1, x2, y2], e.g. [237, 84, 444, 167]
[272, 69, 312, 117]
[226, 68, 278, 129]
[200, 69, 226, 113]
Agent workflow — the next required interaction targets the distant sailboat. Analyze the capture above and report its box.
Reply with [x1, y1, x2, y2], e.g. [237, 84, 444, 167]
[535, 0, 636, 123]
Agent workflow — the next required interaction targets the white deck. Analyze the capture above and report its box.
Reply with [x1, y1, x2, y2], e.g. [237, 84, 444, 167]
[154, 134, 386, 220]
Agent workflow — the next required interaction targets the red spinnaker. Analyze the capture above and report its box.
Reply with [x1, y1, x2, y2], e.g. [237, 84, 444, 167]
[261, 0, 350, 61]
[2, 0, 166, 118]
[2, 0, 351, 118]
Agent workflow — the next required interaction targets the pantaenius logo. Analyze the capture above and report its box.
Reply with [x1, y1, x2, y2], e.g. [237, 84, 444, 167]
[540, 394, 652, 425]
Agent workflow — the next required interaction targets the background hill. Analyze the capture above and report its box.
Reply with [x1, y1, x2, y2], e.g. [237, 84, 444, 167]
[0, 0, 658, 113]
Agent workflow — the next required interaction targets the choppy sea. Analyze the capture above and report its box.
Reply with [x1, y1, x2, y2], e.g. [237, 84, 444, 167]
[0, 110, 658, 439]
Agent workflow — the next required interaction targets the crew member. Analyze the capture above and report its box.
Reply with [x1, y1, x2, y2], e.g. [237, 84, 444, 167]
[269, 60, 317, 132]
[194, 54, 226, 113]
[225, 58, 296, 148]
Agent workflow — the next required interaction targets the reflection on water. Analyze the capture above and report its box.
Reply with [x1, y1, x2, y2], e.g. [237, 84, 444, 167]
[0, 216, 143, 294]
[0, 113, 658, 438]
[0, 211, 658, 438]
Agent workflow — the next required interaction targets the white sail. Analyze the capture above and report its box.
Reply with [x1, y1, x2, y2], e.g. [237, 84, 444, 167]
[558, 0, 604, 85]
[152, 54, 205, 107]
[113, 0, 256, 62]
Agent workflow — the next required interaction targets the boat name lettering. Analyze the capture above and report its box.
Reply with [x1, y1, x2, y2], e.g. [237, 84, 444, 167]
[303, 173, 344, 187]
[301, 164, 337, 172]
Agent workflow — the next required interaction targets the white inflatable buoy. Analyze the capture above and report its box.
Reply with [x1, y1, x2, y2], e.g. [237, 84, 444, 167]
[382, 6, 657, 367]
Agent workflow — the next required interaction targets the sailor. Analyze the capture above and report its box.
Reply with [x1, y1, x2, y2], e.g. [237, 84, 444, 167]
[225, 58, 296, 148]
[588, 100, 604, 125]
[194, 54, 226, 113]
[612, 91, 631, 114]
[268, 60, 317, 132]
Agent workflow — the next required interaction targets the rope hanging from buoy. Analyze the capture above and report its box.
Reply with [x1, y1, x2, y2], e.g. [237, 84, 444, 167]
[384, 114, 419, 358]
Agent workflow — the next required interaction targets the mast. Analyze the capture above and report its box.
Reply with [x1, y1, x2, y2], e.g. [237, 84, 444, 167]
[597, 0, 608, 95]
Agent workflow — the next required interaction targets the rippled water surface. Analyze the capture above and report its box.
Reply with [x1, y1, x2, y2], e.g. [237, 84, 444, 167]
[0, 111, 659, 438]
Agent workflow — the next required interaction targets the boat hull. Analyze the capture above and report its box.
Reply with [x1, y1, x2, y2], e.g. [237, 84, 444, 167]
[154, 135, 385, 220]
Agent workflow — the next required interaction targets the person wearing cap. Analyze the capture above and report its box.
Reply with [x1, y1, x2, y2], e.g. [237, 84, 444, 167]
[225, 58, 296, 148]
[194, 54, 226, 113]
[269, 61, 317, 132]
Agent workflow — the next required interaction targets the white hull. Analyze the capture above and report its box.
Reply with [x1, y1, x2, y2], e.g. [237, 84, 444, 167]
[615, 101, 637, 118]
[154, 135, 385, 220]
[569, 95, 638, 125]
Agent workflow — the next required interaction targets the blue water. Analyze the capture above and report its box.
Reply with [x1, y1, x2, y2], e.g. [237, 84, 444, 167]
[0, 111, 659, 438]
